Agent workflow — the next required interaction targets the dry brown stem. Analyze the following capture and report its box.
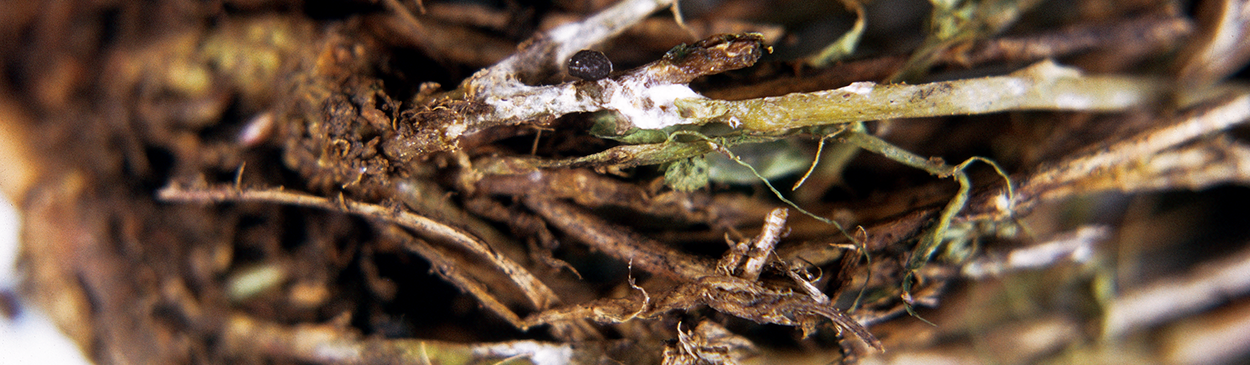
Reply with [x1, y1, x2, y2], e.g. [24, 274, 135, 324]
[523, 196, 717, 281]
[218, 312, 616, 364]
[156, 184, 564, 319]
[9, 0, 1250, 364]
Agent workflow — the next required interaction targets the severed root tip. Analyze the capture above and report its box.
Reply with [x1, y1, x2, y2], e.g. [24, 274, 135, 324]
[650, 33, 770, 85]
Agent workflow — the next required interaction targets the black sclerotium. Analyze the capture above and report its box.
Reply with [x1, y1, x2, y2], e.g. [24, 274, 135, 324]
[567, 49, 613, 81]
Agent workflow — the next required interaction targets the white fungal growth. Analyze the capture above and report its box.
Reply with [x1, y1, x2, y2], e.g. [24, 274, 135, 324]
[474, 74, 705, 132]
[603, 78, 705, 130]
[545, 0, 671, 72]
[839, 81, 875, 95]
[458, 0, 721, 133]
[469, 82, 594, 138]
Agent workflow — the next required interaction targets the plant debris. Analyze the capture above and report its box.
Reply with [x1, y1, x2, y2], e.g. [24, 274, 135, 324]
[4, 0, 1250, 364]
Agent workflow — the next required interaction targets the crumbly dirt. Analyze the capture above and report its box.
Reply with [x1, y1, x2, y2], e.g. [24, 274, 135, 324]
[3, 1, 1249, 365]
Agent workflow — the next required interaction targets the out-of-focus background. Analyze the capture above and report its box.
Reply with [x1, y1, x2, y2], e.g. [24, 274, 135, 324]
[0, 195, 90, 364]
[1, 0, 1249, 364]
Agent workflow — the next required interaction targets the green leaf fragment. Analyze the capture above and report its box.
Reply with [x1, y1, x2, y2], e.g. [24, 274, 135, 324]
[665, 155, 710, 192]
